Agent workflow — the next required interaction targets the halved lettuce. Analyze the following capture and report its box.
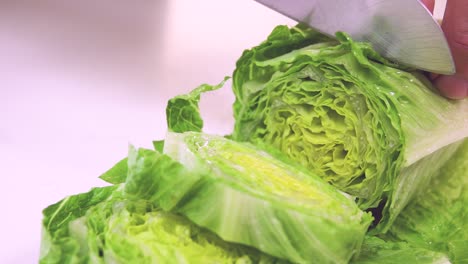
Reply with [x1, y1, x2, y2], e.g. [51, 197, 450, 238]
[40, 185, 285, 264]
[230, 24, 468, 228]
[124, 131, 372, 264]
[389, 139, 468, 263]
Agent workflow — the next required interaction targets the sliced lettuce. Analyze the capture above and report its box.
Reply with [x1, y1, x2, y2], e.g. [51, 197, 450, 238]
[40, 185, 285, 264]
[230, 24, 468, 226]
[99, 158, 128, 184]
[389, 139, 468, 263]
[124, 131, 372, 263]
[166, 77, 230, 133]
[124, 146, 203, 211]
[378, 140, 464, 232]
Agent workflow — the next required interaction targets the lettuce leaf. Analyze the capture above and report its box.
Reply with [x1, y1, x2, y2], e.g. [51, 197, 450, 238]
[378, 140, 464, 232]
[99, 158, 128, 184]
[40, 186, 119, 263]
[166, 77, 230, 133]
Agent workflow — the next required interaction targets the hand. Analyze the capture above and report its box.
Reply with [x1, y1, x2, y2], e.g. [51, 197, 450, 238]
[422, 0, 468, 99]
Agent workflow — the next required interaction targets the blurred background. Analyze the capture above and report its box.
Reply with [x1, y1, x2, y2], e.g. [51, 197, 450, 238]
[0, 0, 446, 262]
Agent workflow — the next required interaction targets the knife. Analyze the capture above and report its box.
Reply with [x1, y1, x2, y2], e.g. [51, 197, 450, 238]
[254, 0, 455, 74]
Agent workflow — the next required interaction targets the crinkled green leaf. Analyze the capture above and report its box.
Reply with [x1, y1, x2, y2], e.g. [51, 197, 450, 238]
[41, 186, 118, 240]
[98, 158, 128, 184]
[352, 236, 450, 264]
[126, 131, 372, 264]
[166, 77, 230, 133]
[124, 145, 203, 211]
[152, 140, 164, 153]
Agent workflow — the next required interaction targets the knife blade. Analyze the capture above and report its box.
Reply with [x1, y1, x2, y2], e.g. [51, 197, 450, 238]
[254, 0, 455, 74]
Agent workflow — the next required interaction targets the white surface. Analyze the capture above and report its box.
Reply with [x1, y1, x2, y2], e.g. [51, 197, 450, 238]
[0, 1, 292, 263]
[0, 0, 446, 263]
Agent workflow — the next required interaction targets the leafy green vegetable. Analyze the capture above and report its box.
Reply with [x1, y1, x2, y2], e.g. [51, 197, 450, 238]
[389, 139, 468, 263]
[124, 146, 203, 211]
[166, 77, 230, 133]
[230, 24, 468, 225]
[352, 236, 450, 264]
[152, 140, 165, 153]
[99, 158, 128, 184]
[40, 185, 286, 264]
[378, 140, 464, 232]
[40, 186, 119, 263]
[124, 131, 372, 264]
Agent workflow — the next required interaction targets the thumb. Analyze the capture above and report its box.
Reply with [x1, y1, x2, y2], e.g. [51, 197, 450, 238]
[434, 0, 468, 99]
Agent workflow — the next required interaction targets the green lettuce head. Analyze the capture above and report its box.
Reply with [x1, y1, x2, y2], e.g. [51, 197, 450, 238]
[231, 24, 468, 229]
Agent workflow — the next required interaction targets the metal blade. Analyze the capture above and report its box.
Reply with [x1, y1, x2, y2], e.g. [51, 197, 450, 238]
[255, 0, 455, 74]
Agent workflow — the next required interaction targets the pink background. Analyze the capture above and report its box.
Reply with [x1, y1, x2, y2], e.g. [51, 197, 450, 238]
[0, 0, 445, 262]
